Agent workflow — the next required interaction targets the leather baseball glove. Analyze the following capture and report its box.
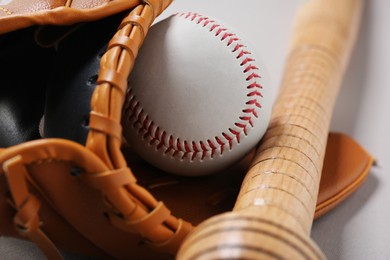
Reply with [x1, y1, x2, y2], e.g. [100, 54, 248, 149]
[0, 0, 374, 259]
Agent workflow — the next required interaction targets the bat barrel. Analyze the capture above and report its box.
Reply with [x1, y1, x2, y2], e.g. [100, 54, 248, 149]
[177, 0, 363, 259]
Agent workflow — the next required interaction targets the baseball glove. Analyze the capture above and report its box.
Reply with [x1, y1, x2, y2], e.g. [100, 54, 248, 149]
[0, 0, 373, 259]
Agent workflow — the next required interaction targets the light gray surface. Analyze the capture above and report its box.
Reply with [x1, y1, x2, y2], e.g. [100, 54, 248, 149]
[1, 0, 389, 259]
[311, 0, 390, 258]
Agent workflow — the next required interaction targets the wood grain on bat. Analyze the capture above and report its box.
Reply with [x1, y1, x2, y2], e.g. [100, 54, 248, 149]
[177, 0, 363, 259]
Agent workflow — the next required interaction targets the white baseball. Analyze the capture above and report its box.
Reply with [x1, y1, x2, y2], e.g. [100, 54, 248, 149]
[122, 12, 273, 176]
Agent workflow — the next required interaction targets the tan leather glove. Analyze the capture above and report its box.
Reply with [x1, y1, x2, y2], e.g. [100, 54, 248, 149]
[0, 1, 373, 259]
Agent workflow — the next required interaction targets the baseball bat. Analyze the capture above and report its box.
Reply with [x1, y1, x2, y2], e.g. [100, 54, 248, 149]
[176, 0, 364, 259]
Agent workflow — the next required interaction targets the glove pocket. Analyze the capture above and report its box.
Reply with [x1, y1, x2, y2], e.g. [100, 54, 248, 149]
[0, 139, 177, 259]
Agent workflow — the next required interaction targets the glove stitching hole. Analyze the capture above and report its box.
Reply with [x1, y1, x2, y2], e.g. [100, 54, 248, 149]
[81, 116, 90, 129]
[87, 75, 98, 86]
[70, 166, 83, 177]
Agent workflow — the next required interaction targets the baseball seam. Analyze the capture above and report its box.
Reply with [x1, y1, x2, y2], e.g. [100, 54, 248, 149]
[124, 12, 263, 161]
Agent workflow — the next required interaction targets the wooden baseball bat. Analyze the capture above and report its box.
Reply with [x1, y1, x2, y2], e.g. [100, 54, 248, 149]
[176, 0, 364, 259]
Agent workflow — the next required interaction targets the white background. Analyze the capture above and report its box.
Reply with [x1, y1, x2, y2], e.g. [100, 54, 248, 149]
[1, 0, 389, 259]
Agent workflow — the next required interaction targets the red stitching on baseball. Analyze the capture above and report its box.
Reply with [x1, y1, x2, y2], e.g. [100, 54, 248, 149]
[215, 137, 225, 154]
[222, 132, 234, 149]
[227, 37, 239, 46]
[187, 13, 196, 20]
[150, 127, 160, 145]
[183, 140, 191, 160]
[229, 128, 241, 143]
[199, 141, 208, 160]
[209, 24, 219, 32]
[233, 44, 245, 52]
[237, 50, 251, 58]
[246, 72, 261, 81]
[207, 139, 217, 158]
[139, 115, 150, 135]
[221, 33, 233, 41]
[244, 65, 258, 73]
[202, 19, 214, 27]
[135, 110, 145, 131]
[176, 138, 182, 151]
[157, 131, 166, 150]
[215, 27, 227, 36]
[144, 121, 154, 139]
[247, 90, 263, 97]
[197, 17, 207, 24]
[184, 141, 191, 153]
[124, 12, 264, 161]
[246, 99, 262, 108]
[240, 116, 254, 127]
[165, 135, 175, 154]
[240, 57, 254, 66]
[243, 108, 258, 118]
[248, 82, 262, 89]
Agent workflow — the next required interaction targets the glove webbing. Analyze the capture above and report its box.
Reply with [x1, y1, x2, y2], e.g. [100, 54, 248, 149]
[86, 0, 194, 255]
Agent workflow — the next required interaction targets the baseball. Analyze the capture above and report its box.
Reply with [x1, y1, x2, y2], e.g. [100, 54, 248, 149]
[122, 12, 273, 176]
